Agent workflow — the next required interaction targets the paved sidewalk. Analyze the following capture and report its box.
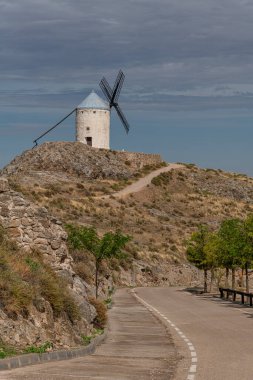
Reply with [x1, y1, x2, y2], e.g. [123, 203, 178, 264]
[0, 289, 178, 380]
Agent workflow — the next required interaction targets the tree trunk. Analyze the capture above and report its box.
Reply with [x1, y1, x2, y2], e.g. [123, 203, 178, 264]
[232, 268, 235, 289]
[240, 268, 244, 288]
[95, 260, 99, 299]
[225, 268, 229, 287]
[209, 268, 214, 293]
[245, 263, 249, 293]
[204, 269, 208, 293]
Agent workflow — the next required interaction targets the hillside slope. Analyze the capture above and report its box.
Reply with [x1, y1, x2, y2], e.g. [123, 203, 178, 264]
[2, 143, 253, 289]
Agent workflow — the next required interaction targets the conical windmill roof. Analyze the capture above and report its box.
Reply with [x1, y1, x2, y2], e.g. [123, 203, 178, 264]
[77, 91, 110, 110]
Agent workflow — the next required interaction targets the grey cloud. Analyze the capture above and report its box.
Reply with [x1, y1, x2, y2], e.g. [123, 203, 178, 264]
[1, 0, 253, 111]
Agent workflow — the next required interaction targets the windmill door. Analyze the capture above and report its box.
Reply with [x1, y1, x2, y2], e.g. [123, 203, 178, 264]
[86, 137, 92, 146]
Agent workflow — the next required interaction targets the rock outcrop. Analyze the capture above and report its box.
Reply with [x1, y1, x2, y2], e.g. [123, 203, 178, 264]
[0, 177, 71, 271]
[0, 177, 96, 348]
[1, 142, 162, 179]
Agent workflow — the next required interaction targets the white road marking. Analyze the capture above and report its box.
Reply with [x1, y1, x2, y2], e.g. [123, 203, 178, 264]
[16, 373, 91, 378]
[131, 289, 198, 380]
[190, 364, 197, 373]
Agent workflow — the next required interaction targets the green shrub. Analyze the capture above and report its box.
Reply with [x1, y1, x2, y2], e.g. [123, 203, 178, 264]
[0, 340, 17, 359]
[151, 172, 172, 186]
[24, 341, 52, 354]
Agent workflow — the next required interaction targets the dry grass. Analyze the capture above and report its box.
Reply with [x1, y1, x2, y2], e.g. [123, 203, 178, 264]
[0, 227, 80, 321]
[88, 297, 108, 328]
[6, 164, 253, 286]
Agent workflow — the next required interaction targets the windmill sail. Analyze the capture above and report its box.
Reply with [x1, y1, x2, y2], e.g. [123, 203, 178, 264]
[99, 70, 130, 133]
[115, 104, 130, 133]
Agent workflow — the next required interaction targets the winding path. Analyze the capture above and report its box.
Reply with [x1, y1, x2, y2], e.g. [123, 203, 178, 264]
[113, 163, 183, 198]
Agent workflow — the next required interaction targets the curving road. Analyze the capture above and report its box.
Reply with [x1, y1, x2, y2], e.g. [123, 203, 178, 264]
[135, 287, 253, 380]
[2, 287, 252, 379]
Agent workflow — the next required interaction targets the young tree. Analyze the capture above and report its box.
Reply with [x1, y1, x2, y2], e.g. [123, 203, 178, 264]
[217, 219, 244, 289]
[242, 215, 253, 292]
[66, 225, 131, 298]
[186, 225, 212, 293]
[203, 232, 221, 292]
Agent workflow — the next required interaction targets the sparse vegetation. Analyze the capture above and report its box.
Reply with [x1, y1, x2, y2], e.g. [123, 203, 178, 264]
[151, 172, 172, 186]
[24, 341, 53, 354]
[0, 340, 17, 359]
[3, 142, 253, 295]
[0, 226, 80, 321]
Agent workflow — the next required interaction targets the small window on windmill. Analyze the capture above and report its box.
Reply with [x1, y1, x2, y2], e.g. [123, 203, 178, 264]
[86, 137, 92, 146]
[86, 127, 90, 131]
[93, 111, 96, 114]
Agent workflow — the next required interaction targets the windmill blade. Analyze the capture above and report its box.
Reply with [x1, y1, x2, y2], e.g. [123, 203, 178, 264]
[113, 70, 124, 93]
[99, 78, 113, 103]
[113, 72, 125, 104]
[114, 104, 130, 133]
[111, 71, 125, 104]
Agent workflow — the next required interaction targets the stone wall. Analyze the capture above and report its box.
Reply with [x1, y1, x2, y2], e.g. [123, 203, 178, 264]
[115, 150, 163, 170]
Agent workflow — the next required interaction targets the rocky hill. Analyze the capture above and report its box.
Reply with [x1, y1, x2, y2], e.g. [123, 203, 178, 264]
[1, 142, 253, 350]
[2, 142, 162, 180]
[0, 177, 96, 352]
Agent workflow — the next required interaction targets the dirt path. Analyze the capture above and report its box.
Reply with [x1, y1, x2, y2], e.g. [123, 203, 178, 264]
[113, 163, 183, 198]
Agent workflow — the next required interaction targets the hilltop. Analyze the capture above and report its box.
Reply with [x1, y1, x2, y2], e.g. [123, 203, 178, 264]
[2, 141, 162, 180]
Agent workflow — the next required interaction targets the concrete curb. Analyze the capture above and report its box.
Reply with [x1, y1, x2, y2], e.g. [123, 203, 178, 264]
[0, 330, 107, 371]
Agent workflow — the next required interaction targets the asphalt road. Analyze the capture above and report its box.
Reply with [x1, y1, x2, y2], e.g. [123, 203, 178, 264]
[0, 289, 177, 380]
[2, 287, 252, 380]
[135, 287, 253, 380]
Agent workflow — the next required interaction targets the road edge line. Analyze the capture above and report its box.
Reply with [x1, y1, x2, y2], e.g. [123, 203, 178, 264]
[131, 289, 198, 380]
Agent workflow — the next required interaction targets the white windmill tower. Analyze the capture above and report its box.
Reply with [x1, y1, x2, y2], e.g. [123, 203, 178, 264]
[75, 91, 110, 149]
[33, 70, 130, 150]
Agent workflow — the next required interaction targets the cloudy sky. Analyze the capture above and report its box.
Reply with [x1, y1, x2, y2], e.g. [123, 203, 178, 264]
[1, 0, 253, 174]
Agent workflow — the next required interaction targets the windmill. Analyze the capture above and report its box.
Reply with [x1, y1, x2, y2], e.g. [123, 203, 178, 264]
[33, 70, 130, 150]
